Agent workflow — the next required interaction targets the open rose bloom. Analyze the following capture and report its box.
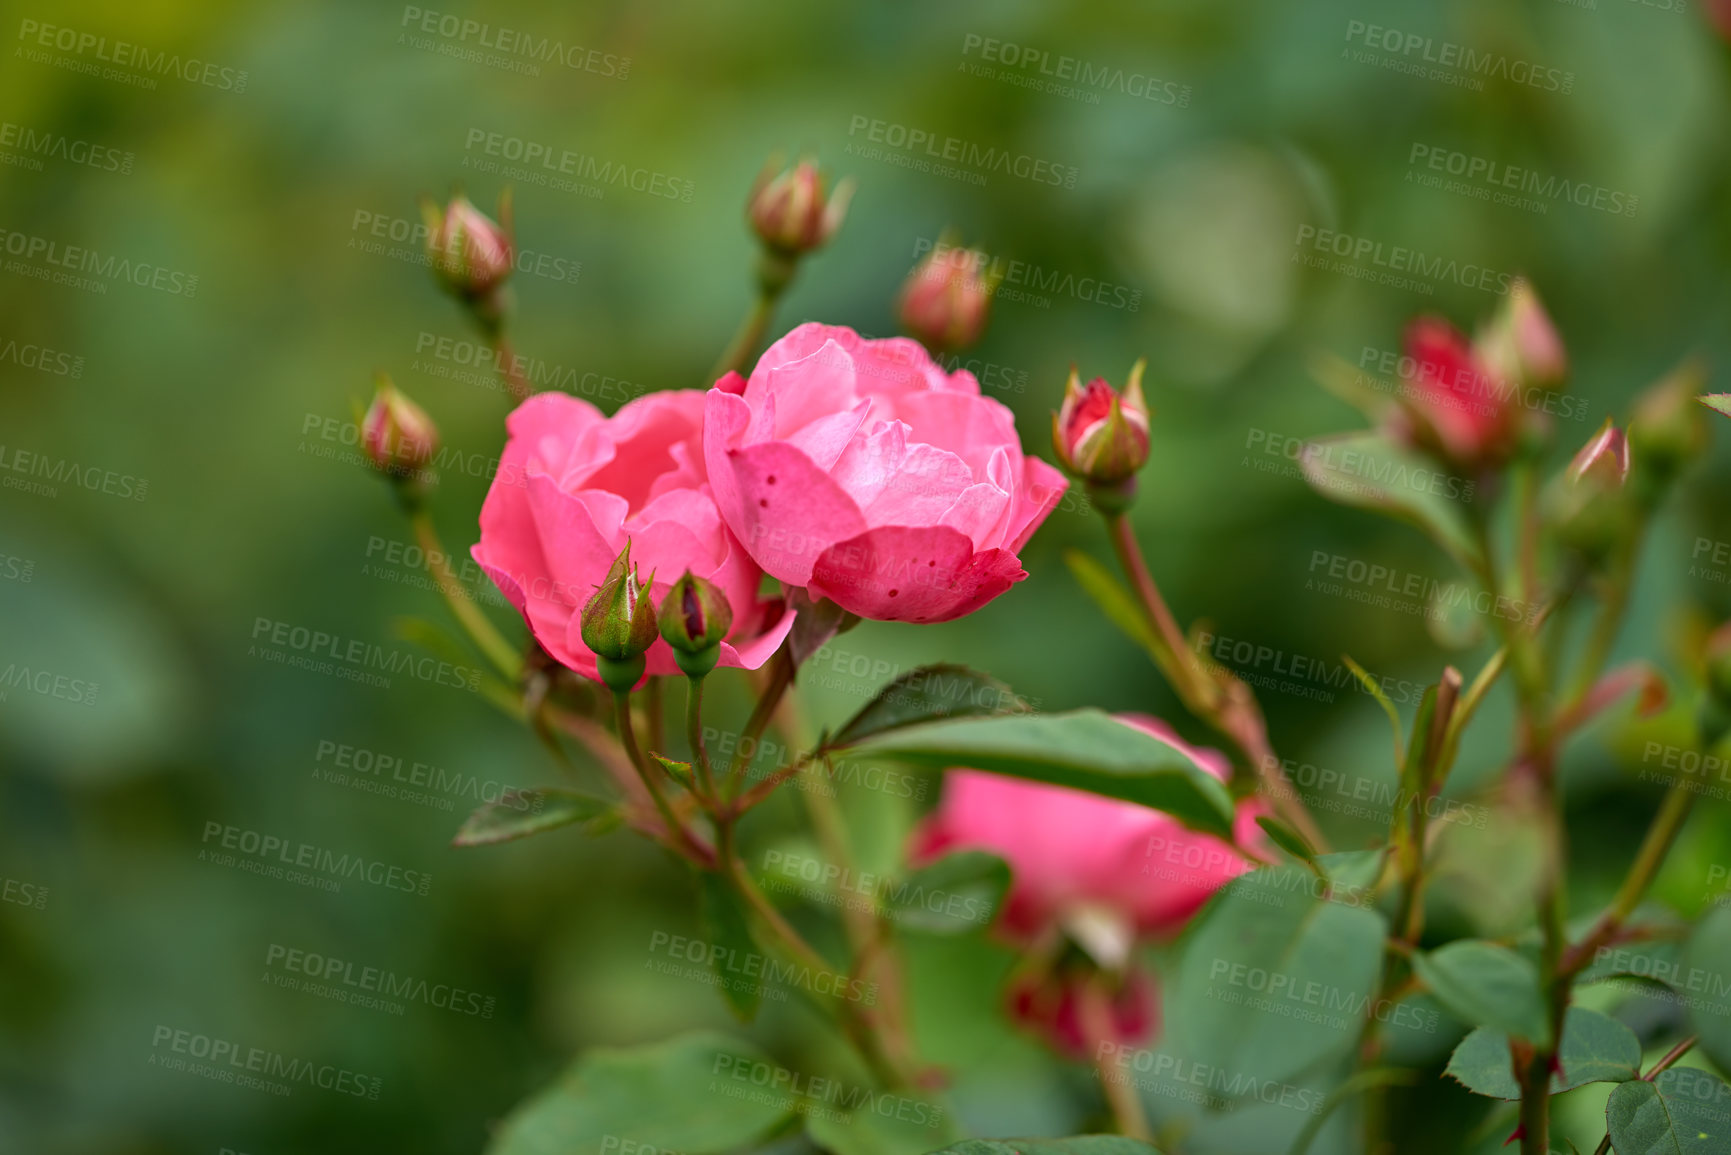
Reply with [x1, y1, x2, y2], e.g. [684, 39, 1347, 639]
[472, 391, 793, 683]
[704, 323, 1066, 623]
[911, 715, 1265, 1056]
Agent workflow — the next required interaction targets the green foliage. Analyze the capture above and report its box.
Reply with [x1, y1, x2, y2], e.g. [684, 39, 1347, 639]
[882, 850, 1010, 935]
[1297, 431, 1483, 573]
[453, 788, 619, 846]
[1167, 864, 1387, 1084]
[826, 664, 1026, 749]
[1604, 1068, 1731, 1154]
[485, 1032, 794, 1155]
[835, 709, 1236, 837]
[697, 872, 761, 1020]
[1413, 941, 1551, 1046]
[1445, 1006, 1641, 1100]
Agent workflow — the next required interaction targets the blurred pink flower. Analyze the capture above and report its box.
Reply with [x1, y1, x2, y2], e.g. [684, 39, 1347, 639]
[704, 323, 1066, 623]
[909, 714, 1265, 1056]
[472, 391, 793, 684]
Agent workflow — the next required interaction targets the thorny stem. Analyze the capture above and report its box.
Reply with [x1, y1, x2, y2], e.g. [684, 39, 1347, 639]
[406, 505, 522, 679]
[1102, 511, 1330, 852]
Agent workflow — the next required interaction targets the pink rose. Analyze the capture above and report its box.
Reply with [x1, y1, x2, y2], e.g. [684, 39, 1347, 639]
[703, 323, 1067, 623]
[472, 391, 793, 683]
[910, 714, 1263, 943]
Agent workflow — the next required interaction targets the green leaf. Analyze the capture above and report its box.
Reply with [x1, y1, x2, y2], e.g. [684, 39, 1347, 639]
[1064, 550, 1165, 661]
[453, 788, 618, 847]
[805, 1092, 959, 1155]
[1343, 653, 1404, 768]
[882, 851, 1009, 935]
[919, 1140, 1164, 1155]
[1168, 865, 1387, 1085]
[1413, 941, 1550, 1046]
[698, 873, 760, 1021]
[826, 664, 1026, 750]
[1605, 1067, 1731, 1154]
[1444, 1006, 1641, 1099]
[1297, 431, 1482, 571]
[1255, 814, 1318, 865]
[838, 710, 1235, 838]
[1699, 393, 1731, 419]
[484, 1031, 794, 1155]
[1683, 904, 1731, 1073]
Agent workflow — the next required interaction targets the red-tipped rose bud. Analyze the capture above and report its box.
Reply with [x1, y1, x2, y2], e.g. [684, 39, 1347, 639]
[1569, 420, 1630, 490]
[1052, 362, 1151, 497]
[422, 191, 514, 301]
[898, 243, 996, 353]
[1481, 279, 1567, 391]
[361, 374, 439, 481]
[658, 570, 734, 679]
[580, 541, 659, 691]
[1392, 315, 1523, 470]
[748, 156, 853, 257]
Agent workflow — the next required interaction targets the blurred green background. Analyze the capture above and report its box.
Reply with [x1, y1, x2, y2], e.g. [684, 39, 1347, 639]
[3, 0, 1731, 1151]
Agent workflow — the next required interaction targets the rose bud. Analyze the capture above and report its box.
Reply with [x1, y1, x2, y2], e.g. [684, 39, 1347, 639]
[1621, 360, 1708, 502]
[898, 242, 995, 353]
[1568, 419, 1630, 490]
[1052, 362, 1151, 500]
[580, 541, 659, 692]
[657, 570, 734, 679]
[1548, 420, 1634, 559]
[747, 156, 854, 257]
[1480, 279, 1567, 391]
[422, 191, 514, 302]
[1392, 315, 1522, 470]
[361, 374, 439, 481]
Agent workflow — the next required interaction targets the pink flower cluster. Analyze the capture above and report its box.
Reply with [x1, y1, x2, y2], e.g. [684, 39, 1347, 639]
[472, 323, 1065, 681]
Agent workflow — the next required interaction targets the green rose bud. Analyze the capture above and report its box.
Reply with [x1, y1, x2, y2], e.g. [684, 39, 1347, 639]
[580, 541, 658, 691]
[657, 570, 733, 679]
